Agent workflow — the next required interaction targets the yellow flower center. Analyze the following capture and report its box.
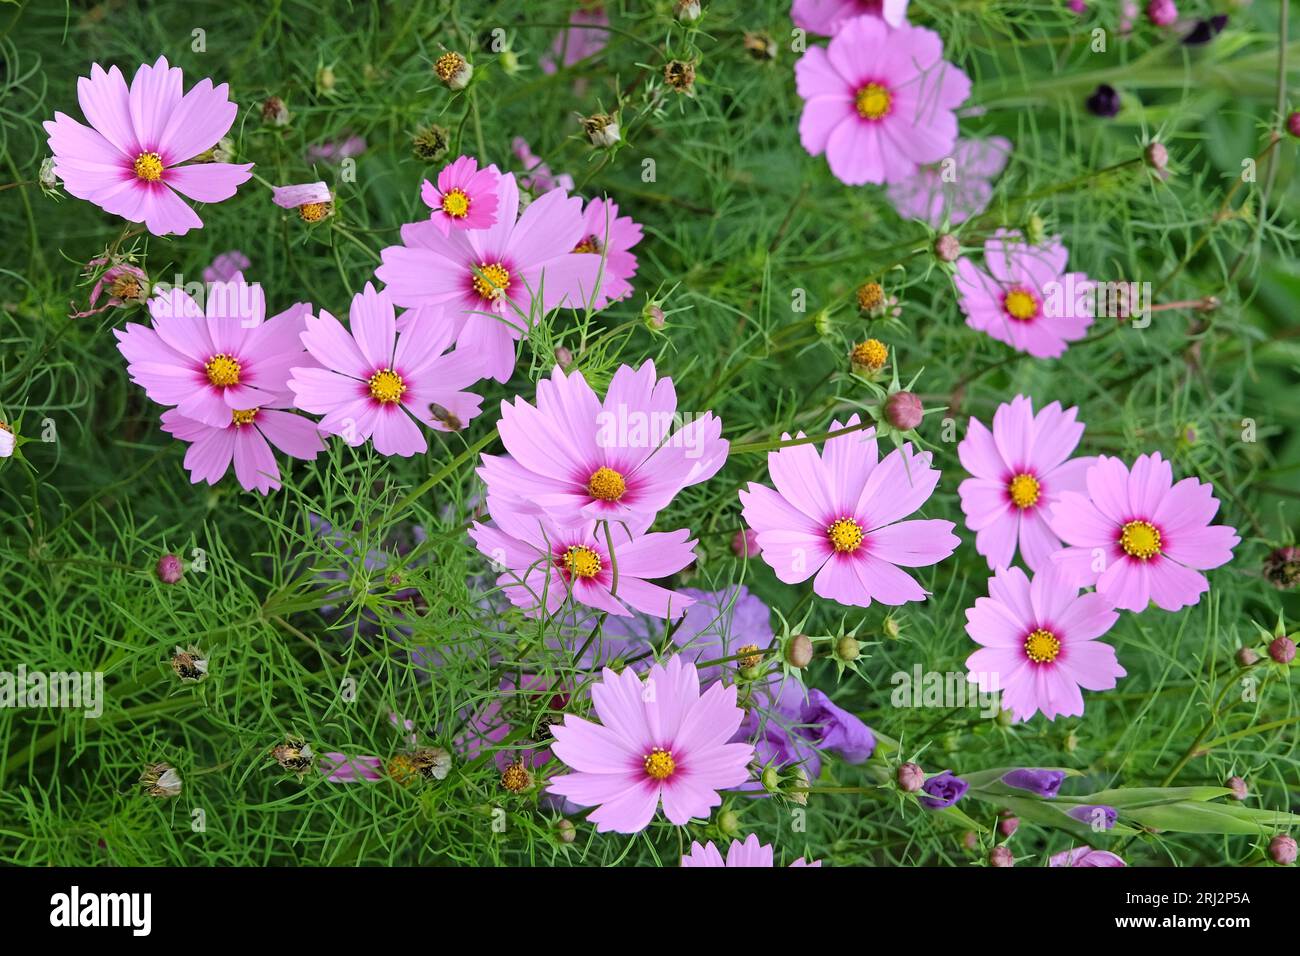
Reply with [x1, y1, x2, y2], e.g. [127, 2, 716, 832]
[573, 235, 601, 254]
[1120, 520, 1161, 560]
[231, 408, 258, 427]
[827, 517, 865, 553]
[1004, 288, 1039, 321]
[435, 52, 465, 83]
[1024, 628, 1061, 663]
[643, 748, 676, 780]
[298, 201, 331, 223]
[563, 545, 602, 580]
[586, 466, 627, 502]
[852, 339, 888, 372]
[205, 353, 241, 387]
[472, 262, 511, 301]
[855, 82, 892, 120]
[133, 152, 164, 181]
[737, 643, 762, 670]
[1008, 473, 1040, 509]
[368, 368, 406, 404]
[500, 762, 531, 793]
[856, 281, 884, 312]
[441, 188, 470, 218]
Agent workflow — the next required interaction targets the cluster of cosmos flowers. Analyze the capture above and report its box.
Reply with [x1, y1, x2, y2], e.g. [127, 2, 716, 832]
[34, 1, 1244, 861]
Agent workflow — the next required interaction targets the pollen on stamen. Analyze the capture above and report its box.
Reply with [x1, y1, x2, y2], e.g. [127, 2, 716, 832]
[205, 353, 241, 387]
[472, 262, 510, 301]
[562, 545, 602, 580]
[231, 408, 258, 427]
[1120, 520, 1161, 560]
[1003, 288, 1039, 322]
[369, 368, 406, 404]
[1008, 473, 1040, 509]
[442, 188, 470, 218]
[643, 747, 676, 780]
[827, 517, 865, 553]
[855, 82, 893, 120]
[1024, 628, 1060, 663]
[133, 152, 164, 182]
[573, 235, 602, 254]
[587, 466, 626, 502]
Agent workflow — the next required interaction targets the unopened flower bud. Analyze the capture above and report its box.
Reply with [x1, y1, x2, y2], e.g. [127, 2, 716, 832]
[786, 634, 814, 669]
[934, 233, 960, 262]
[999, 815, 1020, 837]
[961, 830, 979, 851]
[760, 766, 781, 792]
[1226, 776, 1248, 801]
[1147, 0, 1178, 26]
[1288, 112, 1300, 139]
[717, 809, 741, 836]
[885, 391, 924, 431]
[554, 346, 574, 369]
[897, 762, 924, 792]
[1268, 635, 1296, 665]
[316, 66, 336, 93]
[434, 51, 473, 91]
[556, 818, 576, 843]
[1025, 213, 1047, 245]
[996, 708, 1015, 728]
[39, 156, 59, 189]
[1269, 834, 1297, 865]
[835, 634, 860, 662]
[675, 0, 703, 22]
[989, 846, 1015, 867]
[1145, 141, 1169, 175]
[156, 553, 183, 584]
[643, 302, 666, 330]
[732, 527, 761, 558]
[1236, 646, 1260, 667]
[882, 616, 901, 640]
[1085, 83, 1121, 118]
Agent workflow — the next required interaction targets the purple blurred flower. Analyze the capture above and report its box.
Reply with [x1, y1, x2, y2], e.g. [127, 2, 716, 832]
[1066, 804, 1118, 829]
[306, 134, 367, 164]
[1002, 768, 1066, 799]
[1050, 846, 1126, 867]
[203, 250, 250, 284]
[920, 770, 969, 809]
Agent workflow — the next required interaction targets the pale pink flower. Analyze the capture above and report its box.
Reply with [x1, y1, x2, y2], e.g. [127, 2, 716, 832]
[547, 655, 754, 833]
[965, 564, 1124, 722]
[954, 229, 1094, 358]
[795, 17, 970, 185]
[287, 283, 484, 457]
[682, 833, 822, 867]
[885, 137, 1012, 227]
[159, 403, 324, 495]
[419, 155, 500, 235]
[958, 395, 1096, 571]
[1048, 453, 1240, 612]
[739, 415, 959, 608]
[573, 197, 643, 308]
[791, 0, 910, 35]
[43, 56, 252, 236]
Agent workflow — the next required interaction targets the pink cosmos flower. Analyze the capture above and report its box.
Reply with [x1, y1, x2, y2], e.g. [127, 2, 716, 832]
[159, 402, 324, 495]
[419, 155, 500, 235]
[681, 834, 821, 867]
[115, 277, 314, 428]
[958, 395, 1096, 571]
[1048, 453, 1240, 612]
[540, 5, 610, 73]
[287, 283, 485, 458]
[1050, 846, 1126, 867]
[305, 134, 366, 164]
[43, 56, 252, 236]
[468, 506, 697, 619]
[954, 229, 1095, 359]
[203, 250, 250, 283]
[547, 655, 754, 834]
[792, 0, 910, 35]
[512, 137, 575, 193]
[965, 564, 1124, 722]
[885, 137, 1012, 227]
[739, 415, 959, 608]
[795, 17, 970, 185]
[573, 197, 643, 308]
[478, 362, 727, 533]
[271, 181, 331, 211]
[375, 172, 602, 382]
